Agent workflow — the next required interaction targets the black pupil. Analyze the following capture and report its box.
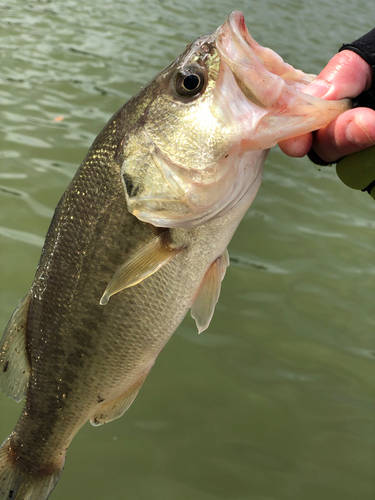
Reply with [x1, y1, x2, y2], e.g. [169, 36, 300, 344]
[183, 74, 200, 91]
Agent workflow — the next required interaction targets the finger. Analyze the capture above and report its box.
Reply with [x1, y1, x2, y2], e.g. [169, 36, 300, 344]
[312, 107, 375, 162]
[302, 51, 372, 100]
[278, 133, 313, 157]
[279, 52, 373, 160]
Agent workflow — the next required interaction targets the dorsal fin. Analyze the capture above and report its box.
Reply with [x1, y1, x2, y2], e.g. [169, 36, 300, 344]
[0, 293, 31, 402]
[100, 231, 182, 305]
[191, 249, 230, 334]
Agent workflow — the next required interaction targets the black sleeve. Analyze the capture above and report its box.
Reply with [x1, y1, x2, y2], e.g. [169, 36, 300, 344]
[339, 29, 375, 109]
[339, 28, 375, 78]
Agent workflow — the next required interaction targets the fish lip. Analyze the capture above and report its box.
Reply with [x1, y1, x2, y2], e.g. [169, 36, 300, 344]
[215, 10, 252, 65]
[217, 11, 251, 49]
[214, 10, 280, 109]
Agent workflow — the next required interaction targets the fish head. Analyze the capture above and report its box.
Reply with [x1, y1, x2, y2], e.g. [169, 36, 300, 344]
[122, 11, 350, 228]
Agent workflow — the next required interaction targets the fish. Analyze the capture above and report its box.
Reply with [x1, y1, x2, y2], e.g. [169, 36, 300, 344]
[0, 10, 349, 500]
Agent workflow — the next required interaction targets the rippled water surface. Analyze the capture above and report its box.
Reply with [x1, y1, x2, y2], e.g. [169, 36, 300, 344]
[0, 1, 374, 499]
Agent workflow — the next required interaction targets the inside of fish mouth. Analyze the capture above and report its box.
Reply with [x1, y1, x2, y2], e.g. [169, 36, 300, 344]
[234, 74, 267, 108]
[236, 15, 251, 46]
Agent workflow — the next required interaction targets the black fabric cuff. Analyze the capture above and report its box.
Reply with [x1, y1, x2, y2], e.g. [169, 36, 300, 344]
[339, 28, 375, 89]
[307, 148, 333, 167]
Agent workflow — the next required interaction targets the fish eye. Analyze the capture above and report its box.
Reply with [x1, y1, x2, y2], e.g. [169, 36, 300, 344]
[174, 66, 205, 98]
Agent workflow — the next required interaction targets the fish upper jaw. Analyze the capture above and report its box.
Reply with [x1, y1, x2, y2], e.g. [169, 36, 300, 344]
[214, 11, 351, 150]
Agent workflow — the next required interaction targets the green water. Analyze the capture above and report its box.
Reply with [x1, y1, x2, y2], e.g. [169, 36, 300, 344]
[0, 1, 374, 499]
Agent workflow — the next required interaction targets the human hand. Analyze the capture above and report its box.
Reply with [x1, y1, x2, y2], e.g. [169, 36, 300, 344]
[279, 50, 375, 162]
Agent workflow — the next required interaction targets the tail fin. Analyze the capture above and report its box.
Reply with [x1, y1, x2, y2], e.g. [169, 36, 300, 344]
[0, 438, 64, 500]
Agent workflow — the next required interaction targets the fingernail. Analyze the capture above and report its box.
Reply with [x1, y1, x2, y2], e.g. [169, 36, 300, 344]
[302, 79, 331, 98]
[346, 119, 373, 146]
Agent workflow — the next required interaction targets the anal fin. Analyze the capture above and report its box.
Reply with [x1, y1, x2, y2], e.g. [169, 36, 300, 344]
[0, 293, 31, 402]
[100, 231, 182, 305]
[191, 249, 230, 334]
[90, 369, 151, 426]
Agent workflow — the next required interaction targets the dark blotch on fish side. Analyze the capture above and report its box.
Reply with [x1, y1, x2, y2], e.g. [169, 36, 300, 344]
[3, 361, 9, 373]
[8, 490, 14, 499]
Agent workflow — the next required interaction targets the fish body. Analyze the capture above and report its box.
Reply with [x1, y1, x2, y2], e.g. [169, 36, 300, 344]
[0, 11, 349, 500]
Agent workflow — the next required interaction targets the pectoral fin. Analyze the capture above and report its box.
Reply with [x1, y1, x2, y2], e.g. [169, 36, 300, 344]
[0, 293, 31, 402]
[191, 249, 230, 334]
[90, 368, 151, 426]
[100, 232, 182, 305]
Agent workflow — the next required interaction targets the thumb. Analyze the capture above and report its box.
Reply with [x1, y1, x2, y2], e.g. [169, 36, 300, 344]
[302, 50, 372, 100]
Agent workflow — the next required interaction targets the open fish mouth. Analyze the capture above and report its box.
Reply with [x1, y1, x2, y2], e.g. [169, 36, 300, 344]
[215, 11, 315, 110]
[213, 11, 350, 150]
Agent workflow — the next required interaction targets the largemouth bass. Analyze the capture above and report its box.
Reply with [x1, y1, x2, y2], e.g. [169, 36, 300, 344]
[0, 11, 349, 500]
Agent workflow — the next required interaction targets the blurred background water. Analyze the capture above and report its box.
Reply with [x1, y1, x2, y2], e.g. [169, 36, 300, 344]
[0, 0, 374, 499]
